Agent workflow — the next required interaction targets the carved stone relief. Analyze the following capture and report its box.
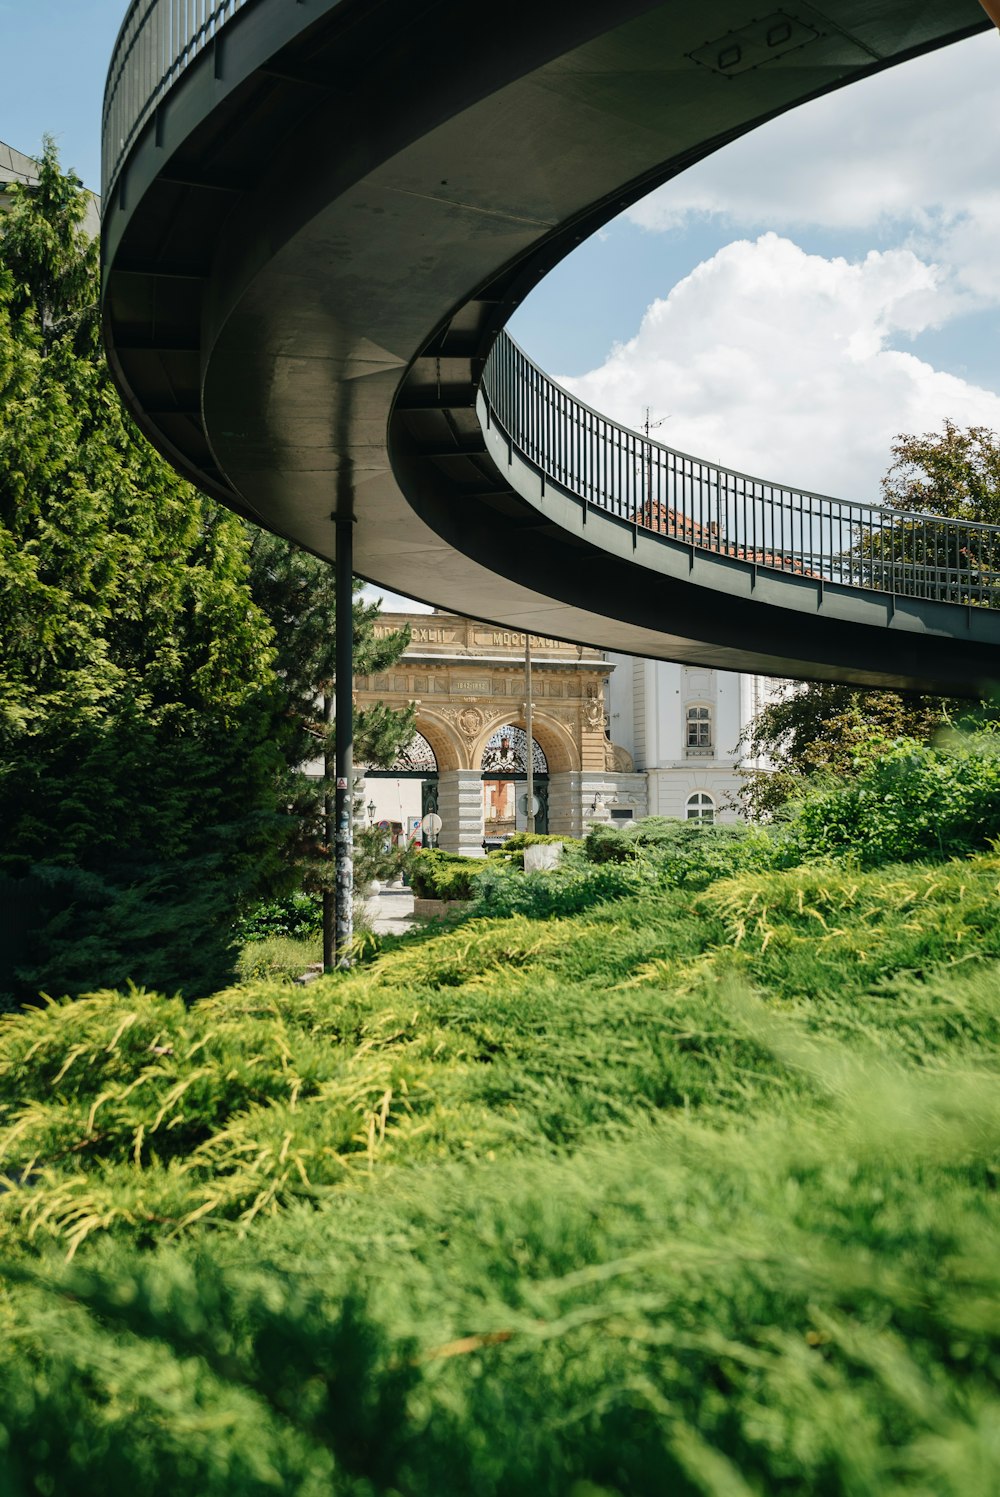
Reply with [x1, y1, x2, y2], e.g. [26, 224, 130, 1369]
[584, 685, 606, 730]
[605, 741, 635, 773]
[457, 706, 485, 740]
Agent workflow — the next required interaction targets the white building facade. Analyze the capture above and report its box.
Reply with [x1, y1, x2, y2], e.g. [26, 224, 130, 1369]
[606, 656, 776, 824]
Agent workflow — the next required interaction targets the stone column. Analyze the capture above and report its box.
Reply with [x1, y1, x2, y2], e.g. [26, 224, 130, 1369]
[548, 772, 623, 837]
[548, 771, 582, 838]
[581, 775, 618, 832]
[437, 769, 486, 857]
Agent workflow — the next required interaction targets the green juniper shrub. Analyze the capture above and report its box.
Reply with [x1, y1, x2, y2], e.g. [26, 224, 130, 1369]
[408, 849, 484, 901]
[2, 1031, 998, 1497]
[0, 854, 999, 1492]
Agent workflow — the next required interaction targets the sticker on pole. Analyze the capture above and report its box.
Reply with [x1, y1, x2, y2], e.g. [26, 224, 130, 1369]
[336, 777, 349, 790]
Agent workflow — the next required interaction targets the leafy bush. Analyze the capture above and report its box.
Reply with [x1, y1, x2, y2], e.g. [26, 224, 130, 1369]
[408, 849, 484, 900]
[586, 815, 783, 887]
[234, 892, 324, 942]
[473, 858, 648, 918]
[788, 733, 1000, 866]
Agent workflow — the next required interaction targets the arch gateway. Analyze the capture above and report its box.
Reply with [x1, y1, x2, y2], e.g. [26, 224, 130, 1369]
[355, 613, 645, 857]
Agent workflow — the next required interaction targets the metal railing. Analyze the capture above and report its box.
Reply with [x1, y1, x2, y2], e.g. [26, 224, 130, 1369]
[103, 0, 251, 197]
[483, 332, 1000, 609]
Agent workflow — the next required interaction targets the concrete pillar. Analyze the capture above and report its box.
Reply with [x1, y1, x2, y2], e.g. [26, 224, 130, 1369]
[438, 770, 486, 857]
[548, 771, 583, 838]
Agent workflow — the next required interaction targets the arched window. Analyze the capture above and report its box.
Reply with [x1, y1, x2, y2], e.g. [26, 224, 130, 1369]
[686, 704, 712, 754]
[379, 731, 438, 775]
[480, 725, 547, 776]
[686, 791, 715, 823]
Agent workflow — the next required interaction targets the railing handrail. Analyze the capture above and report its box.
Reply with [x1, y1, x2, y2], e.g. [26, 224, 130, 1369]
[482, 332, 1000, 608]
[499, 333, 1000, 539]
[102, 0, 252, 199]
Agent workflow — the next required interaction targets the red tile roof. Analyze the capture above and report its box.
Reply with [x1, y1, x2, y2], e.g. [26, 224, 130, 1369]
[631, 501, 818, 578]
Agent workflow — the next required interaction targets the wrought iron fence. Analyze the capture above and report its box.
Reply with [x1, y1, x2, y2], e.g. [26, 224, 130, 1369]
[103, 0, 251, 197]
[483, 332, 1000, 608]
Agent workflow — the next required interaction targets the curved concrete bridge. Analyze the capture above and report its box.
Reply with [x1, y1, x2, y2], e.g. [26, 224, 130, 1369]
[101, 0, 999, 694]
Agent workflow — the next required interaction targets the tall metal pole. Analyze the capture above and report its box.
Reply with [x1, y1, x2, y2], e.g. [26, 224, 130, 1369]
[524, 632, 535, 834]
[322, 689, 335, 971]
[334, 516, 354, 965]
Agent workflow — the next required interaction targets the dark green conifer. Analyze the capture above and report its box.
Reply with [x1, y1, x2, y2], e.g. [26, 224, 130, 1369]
[0, 143, 288, 1004]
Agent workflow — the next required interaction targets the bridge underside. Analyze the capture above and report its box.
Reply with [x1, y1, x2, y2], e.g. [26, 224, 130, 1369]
[102, 0, 999, 694]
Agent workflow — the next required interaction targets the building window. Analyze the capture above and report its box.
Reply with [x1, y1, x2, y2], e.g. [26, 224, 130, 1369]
[686, 792, 715, 823]
[686, 704, 712, 755]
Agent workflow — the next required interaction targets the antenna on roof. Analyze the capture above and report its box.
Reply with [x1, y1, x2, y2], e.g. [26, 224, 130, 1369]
[639, 407, 671, 523]
[641, 407, 669, 440]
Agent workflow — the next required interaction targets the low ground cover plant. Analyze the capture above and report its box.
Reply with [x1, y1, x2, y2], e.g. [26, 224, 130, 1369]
[235, 934, 322, 984]
[1, 830, 998, 1490]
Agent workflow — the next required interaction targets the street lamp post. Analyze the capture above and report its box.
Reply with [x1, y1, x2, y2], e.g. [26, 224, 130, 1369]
[367, 799, 376, 825]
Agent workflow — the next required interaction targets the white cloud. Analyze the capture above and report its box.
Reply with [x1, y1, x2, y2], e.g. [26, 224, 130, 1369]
[557, 234, 1000, 501]
[628, 31, 1000, 310]
[361, 585, 432, 614]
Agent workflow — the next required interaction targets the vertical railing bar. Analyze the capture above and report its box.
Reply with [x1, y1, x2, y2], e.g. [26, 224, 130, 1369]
[475, 332, 998, 611]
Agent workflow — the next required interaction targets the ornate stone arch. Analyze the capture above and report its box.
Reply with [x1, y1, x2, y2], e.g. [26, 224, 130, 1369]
[525, 711, 580, 774]
[411, 709, 466, 772]
[471, 710, 579, 775]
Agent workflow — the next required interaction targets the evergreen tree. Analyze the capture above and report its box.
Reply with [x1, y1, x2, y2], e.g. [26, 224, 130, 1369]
[0, 142, 289, 1005]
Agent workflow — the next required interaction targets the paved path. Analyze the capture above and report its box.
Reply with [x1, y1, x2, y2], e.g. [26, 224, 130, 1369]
[367, 886, 416, 937]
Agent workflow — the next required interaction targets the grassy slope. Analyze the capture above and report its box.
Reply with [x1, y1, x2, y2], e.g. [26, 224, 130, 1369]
[0, 856, 998, 1494]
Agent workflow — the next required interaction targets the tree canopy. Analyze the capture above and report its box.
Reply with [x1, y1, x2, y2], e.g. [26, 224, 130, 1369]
[0, 143, 289, 1004]
[881, 420, 1000, 523]
[0, 142, 416, 1003]
[738, 420, 1000, 818]
[736, 684, 950, 818]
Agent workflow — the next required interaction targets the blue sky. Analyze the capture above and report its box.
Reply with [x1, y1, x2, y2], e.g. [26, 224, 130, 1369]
[0, 1, 123, 193]
[511, 30, 1000, 504]
[3, 9, 999, 594]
